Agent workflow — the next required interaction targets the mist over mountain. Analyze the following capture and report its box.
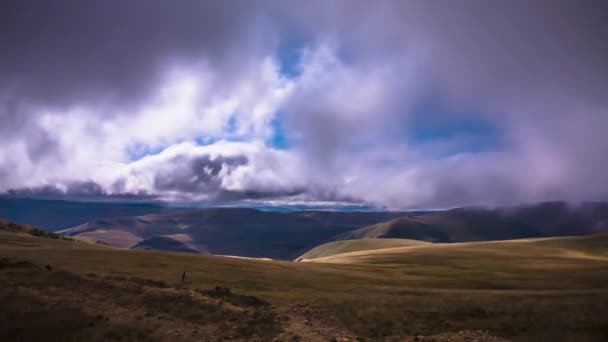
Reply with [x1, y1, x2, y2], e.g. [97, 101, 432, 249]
[337, 202, 608, 243]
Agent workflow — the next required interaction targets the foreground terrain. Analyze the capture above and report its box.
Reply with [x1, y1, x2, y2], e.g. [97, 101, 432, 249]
[1, 226, 607, 341]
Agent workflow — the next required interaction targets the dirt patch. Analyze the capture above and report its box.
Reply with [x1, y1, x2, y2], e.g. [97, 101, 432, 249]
[197, 286, 271, 308]
[274, 303, 358, 342]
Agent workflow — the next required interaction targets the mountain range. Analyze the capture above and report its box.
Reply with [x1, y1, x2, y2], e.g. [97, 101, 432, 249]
[2, 198, 608, 260]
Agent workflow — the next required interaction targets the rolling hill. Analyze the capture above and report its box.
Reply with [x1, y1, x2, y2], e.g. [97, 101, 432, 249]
[337, 202, 608, 243]
[1, 226, 607, 341]
[302, 233, 608, 265]
[59, 208, 406, 259]
[295, 238, 429, 261]
[53, 201, 608, 260]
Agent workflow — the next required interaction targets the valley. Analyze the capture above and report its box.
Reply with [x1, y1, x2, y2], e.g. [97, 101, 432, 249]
[47, 200, 608, 260]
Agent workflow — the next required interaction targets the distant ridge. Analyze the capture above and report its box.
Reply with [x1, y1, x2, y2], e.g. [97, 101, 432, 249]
[0, 197, 172, 230]
[60, 208, 406, 259]
[336, 202, 608, 243]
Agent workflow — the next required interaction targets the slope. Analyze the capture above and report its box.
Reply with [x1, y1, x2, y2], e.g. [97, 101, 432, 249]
[338, 201, 608, 243]
[308, 233, 608, 266]
[295, 238, 429, 261]
[60, 208, 404, 259]
[1, 230, 608, 340]
[131, 236, 200, 253]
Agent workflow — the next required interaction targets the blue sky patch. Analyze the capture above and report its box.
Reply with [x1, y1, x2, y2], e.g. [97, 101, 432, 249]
[406, 93, 506, 156]
[269, 112, 290, 149]
[277, 38, 305, 78]
[126, 143, 166, 162]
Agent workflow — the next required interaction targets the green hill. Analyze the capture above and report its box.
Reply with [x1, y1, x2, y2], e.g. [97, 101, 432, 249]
[307, 234, 608, 266]
[0, 220, 74, 241]
[295, 238, 429, 261]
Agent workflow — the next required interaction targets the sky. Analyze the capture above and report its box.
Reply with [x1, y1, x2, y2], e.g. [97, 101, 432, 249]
[1, 0, 607, 209]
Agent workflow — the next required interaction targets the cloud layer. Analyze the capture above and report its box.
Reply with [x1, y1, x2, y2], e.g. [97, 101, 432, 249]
[1, 0, 608, 209]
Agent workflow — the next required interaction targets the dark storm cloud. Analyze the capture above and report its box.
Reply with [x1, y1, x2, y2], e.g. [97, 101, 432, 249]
[148, 153, 310, 201]
[0, 0, 273, 108]
[153, 155, 248, 194]
[7, 180, 105, 198]
[6, 180, 158, 201]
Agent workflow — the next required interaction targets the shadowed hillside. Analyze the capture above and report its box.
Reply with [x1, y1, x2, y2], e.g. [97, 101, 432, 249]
[53, 201, 608, 260]
[132, 236, 200, 253]
[60, 209, 406, 259]
[338, 202, 608, 243]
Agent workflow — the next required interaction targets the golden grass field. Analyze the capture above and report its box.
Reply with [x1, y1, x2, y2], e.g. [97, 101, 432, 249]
[1, 229, 608, 341]
[295, 238, 430, 261]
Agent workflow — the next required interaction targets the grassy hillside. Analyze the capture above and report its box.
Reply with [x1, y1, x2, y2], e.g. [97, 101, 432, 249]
[1, 229, 607, 340]
[338, 202, 608, 243]
[296, 238, 429, 261]
[0, 219, 75, 241]
[307, 234, 608, 265]
[338, 217, 450, 241]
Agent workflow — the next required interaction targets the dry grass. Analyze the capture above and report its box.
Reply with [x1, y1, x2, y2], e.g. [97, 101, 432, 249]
[1, 231, 608, 341]
[0, 255, 280, 341]
[296, 238, 429, 261]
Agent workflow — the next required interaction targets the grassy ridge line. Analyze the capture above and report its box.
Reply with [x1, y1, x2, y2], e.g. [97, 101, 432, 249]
[296, 238, 429, 261]
[0, 220, 112, 246]
[304, 234, 608, 264]
[0, 220, 74, 241]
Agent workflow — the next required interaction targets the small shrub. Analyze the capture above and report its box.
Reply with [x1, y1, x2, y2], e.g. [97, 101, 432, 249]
[29, 228, 46, 237]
